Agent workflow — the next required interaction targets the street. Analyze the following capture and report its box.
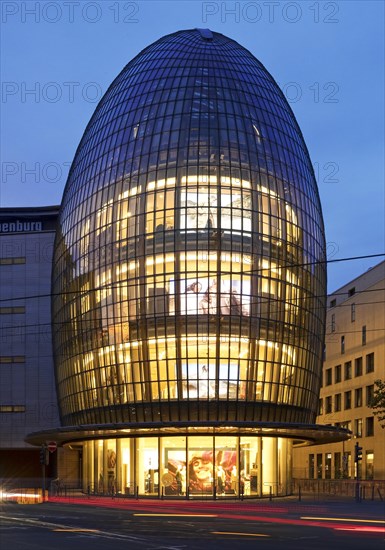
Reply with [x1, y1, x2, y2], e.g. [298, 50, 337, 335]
[1, 497, 384, 549]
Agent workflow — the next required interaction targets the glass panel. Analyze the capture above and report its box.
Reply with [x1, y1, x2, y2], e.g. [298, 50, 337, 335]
[187, 436, 213, 496]
[240, 436, 260, 496]
[214, 436, 237, 496]
[137, 437, 158, 496]
[120, 439, 135, 495]
[160, 436, 186, 496]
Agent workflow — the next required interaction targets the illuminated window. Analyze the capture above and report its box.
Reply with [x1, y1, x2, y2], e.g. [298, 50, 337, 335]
[0, 257, 26, 265]
[0, 405, 25, 412]
[0, 306, 25, 314]
[0, 356, 25, 363]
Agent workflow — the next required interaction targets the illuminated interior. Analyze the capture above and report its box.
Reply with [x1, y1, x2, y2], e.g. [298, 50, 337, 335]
[82, 435, 291, 498]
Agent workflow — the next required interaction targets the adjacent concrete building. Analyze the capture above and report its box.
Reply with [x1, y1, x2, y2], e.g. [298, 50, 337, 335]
[0, 206, 59, 480]
[293, 260, 385, 481]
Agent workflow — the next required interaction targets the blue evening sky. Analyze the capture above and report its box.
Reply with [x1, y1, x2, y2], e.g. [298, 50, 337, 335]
[1, 0, 384, 292]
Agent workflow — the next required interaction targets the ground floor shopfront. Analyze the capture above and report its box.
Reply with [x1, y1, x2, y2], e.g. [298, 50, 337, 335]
[80, 435, 292, 498]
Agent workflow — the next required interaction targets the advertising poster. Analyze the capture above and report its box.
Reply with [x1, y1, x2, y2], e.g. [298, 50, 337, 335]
[182, 363, 215, 399]
[188, 449, 237, 494]
[180, 190, 251, 232]
[170, 277, 250, 316]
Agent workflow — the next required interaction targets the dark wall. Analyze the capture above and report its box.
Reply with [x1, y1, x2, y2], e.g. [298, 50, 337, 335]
[0, 449, 56, 484]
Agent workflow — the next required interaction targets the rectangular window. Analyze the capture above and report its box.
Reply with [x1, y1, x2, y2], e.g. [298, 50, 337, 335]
[351, 303, 356, 322]
[365, 452, 374, 480]
[355, 357, 363, 377]
[366, 416, 374, 437]
[325, 453, 332, 479]
[348, 287, 355, 297]
[340, 420, 352, 432]
[309, 454, 315, 479]
[330, 298, 336, 308]
[362, 325, 366, 345]
[344, 361, 352, 380]
[316, 454, 322, 479]
[341, 335, 345, 354]
[344, 391, 352, 410]
[354, 418, 363, 437]
[343, 451, 351, 479]
[334, 393, 341, 412]
[325, 396, 332, 414]
[318, 398, 324, 415]
[334, 452, 341, 479]
[0, 356, 25, 364]
[366, 385, 374, 406]
[0, 257, 26, 265]
[355, 388, 362, 407]
[0, 306, 25, 314]
[325, 368, 332, 386]
[366, 352, 374, 373]
[331, 313, 336, 332]
[334, 364, 341, 383]
[0, 405, 26, 412]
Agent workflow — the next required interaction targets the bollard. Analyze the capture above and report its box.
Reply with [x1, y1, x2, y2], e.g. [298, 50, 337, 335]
[269, 486, 272, 501]
[136, 485, 139, 500]
[298, 485, 301, 502]
[161, 486, 164, 500]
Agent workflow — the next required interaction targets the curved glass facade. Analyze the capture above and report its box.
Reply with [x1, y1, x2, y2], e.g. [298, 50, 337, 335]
[52, 29, 326, 429]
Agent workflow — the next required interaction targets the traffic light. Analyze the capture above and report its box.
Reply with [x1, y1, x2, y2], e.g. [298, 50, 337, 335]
[39, 445, 48, 465]
[354, 442, 363, 463]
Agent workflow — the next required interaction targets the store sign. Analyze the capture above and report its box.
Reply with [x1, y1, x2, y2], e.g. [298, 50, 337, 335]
[0, 220, 43, 233]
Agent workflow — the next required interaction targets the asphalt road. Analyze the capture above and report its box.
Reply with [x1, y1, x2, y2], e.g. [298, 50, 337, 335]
[1, 498, 384, 549]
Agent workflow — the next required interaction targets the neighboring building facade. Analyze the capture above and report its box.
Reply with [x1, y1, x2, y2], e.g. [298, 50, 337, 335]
[0, 207, 60, 480]
[293, 260, 385, 481]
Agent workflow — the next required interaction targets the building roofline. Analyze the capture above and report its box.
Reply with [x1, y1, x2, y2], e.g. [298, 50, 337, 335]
[328, 259, 385, 298]
[0, 205, 60, 215]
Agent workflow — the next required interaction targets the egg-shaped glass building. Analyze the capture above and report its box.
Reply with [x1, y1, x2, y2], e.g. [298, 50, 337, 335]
[47, 29, 343, 498]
